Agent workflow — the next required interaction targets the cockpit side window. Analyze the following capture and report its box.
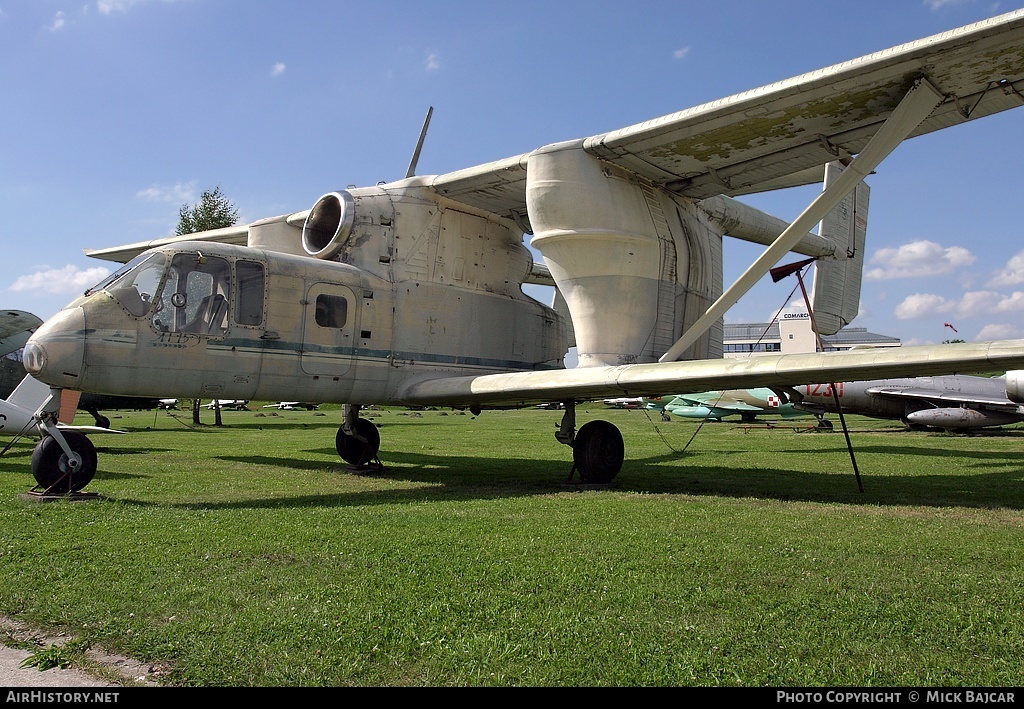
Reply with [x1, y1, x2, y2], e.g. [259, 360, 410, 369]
[103, 253, 167, 318]
[235, 260, 265, 327]
[158, 253, 231, 336]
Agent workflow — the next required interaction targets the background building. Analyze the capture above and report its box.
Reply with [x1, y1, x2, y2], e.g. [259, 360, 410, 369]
[724, 313, 900, 358]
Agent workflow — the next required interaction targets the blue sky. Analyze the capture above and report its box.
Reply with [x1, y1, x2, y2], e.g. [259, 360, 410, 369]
[2, 0, 1022, 352]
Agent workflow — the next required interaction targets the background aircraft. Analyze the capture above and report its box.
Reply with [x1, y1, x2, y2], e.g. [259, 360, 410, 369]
[0, 310, 41, 359]
[19, 10, 1024, 493]
[0, 374, 125, 495]
[603, 398, 645, 409]
[788, 373, 1024, 431]
[0, 310, 43, 400]
[659, 389, 811, 423]
[203, 400, 249, 411]
[263, 402, 319, 411]
[0, 374, 78, 440]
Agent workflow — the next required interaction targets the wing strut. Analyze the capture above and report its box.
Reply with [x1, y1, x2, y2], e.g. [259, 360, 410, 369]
[772, 258, 864, 493]
[658, 77, 945, 363]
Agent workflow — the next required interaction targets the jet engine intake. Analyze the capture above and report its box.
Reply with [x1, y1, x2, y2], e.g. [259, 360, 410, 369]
[1003, 370, 1024, 404]
[302, 191, 355, 259]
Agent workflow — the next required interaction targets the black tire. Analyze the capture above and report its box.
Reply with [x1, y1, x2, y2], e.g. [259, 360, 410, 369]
[573, 420, 624, 484]
[30, 432, 97, 494]
[336, 418, 381, 465]
[95, 415, 111, 429]
[816, 418, 834, 431]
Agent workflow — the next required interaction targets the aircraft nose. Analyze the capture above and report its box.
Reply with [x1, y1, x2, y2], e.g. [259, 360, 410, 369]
[23, 306, 86, 389]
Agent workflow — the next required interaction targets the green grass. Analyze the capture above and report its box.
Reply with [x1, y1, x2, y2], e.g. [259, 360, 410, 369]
[1, 404, 1023, 686]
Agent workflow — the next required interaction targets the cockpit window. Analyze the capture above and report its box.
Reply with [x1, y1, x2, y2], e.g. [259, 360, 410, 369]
[102, 252, 167, 318]
[86, 252, 150, 297]
[152, 253, 231, 336]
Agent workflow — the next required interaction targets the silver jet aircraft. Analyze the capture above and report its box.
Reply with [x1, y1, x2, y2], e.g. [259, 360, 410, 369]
[788, 373, 1024, 431]
[20, 10, 1024, 493]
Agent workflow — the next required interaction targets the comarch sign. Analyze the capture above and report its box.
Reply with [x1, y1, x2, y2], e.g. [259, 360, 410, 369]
[782, 312, 810, 319]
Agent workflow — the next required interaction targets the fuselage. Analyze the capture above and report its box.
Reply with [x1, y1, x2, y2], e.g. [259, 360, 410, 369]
[24, 185, 568, 408]
[664, 388, 806, 421]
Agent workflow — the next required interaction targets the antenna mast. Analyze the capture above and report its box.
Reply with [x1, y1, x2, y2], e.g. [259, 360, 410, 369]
[405, 106, 433, 178]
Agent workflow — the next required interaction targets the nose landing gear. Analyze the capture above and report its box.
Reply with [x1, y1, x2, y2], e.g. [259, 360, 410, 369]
[30, 430, 97, 495]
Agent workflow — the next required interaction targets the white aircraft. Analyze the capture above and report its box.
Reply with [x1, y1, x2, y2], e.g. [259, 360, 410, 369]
[263, 402, 319, 411]
[203, 399, 249, 410]
[19, 10, 1024, 493]
[602, 398, 645, 409]
[0, 374, 78, 441]
[0, 374, 125, 494]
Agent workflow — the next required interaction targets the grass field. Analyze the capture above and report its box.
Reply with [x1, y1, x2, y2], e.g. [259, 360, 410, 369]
[1, 403, 1023, 686]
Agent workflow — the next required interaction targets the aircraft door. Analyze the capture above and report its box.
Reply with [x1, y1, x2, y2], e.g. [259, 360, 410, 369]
[301, 283, 356, 377]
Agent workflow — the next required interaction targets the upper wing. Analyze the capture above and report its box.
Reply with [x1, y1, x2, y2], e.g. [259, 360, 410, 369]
[431, 10, 1024, 223]
[84, 11, 1024, 258]
[0, 310, 43, 358]
[84, 222, 253, 265]
[394, 340, 1024, 408]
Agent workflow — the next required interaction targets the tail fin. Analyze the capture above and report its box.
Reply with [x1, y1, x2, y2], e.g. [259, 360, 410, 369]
[809, 160, 869, 335]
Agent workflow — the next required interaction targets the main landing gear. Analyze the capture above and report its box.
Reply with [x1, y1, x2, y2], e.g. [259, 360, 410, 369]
[557, 401, 624, 484]
[336, 404, 382, 471]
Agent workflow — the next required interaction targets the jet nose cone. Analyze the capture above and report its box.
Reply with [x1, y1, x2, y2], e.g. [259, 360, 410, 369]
[23, 307, 85, 389]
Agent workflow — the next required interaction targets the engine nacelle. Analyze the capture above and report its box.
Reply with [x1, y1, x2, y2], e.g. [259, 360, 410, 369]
[302, 191, 356, 259]
[527, 142, 721, 367]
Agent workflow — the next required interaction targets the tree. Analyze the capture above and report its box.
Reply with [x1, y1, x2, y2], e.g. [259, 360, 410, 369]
[178, 187, 240, 426]
[176, 186, 239, 235]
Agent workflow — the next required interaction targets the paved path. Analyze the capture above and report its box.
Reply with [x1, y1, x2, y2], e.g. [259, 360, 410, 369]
[0, 618, 158, 687]
[0, 644, 118, 687]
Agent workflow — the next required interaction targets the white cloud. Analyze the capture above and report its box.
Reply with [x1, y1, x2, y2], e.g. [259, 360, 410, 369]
[673, 47, 691, 60]
[976, 323, 1023, 340]
[991, 250, 1024, 286]
[894, 293, 954, 319]
[895, 290, 1024, 321]
[49, 11, 66, 31]
[136, 181, 197, 203]
[956, 290, 1006, 316]
[922, 0, 973, 9]
[864, 240, 975, 280]
[992, 291, 1024, 313]
[271, 62, 286, 77]
[10, 265, 112, 295]
[425, 52, 440, 72]
[97, 0, 142, 13]
[97, 0, 189, 15]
